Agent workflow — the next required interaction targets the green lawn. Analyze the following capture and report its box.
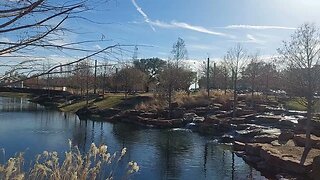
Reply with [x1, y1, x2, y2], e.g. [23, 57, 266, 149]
[284, 97, 320, 111]
[93, 96, 124, 110]
[285, 98, 307, 111]
[59, 99, 95, 112]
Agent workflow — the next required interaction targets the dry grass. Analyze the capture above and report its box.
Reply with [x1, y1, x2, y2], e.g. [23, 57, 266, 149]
[135, 98, 166, 111]
[242, 94, 266, 105]
[0, 141, 139, 180]
[212, 91, 233, 106]
[136, 90, 213, 111]
[175, 91, 212, 108]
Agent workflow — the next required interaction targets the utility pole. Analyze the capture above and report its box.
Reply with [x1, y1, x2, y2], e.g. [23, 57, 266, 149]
[103, 64, 106, 95]
[86, 65, 89, 107]
[115, 67, 118, 93]
[60, 63, 63, 91]
[94, 60, 97, 94]
[207, 57, 210, 97]
[133, 45, 138, 61]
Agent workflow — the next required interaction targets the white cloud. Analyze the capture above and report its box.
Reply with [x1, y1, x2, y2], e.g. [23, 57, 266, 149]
[229, 34, 265, 44]
[188, 44, 214, 51]
[247, 34, 256, 41]
[225, 25, 296, 30]
[149, 20, 174, 29]
[94, 44, 102, 50]
[131, 0, 155, 31]
[171, 21, 229, 37]
[149, 20, 231, 37]
[130, 0, 230, 37]
[0, 37, 10, 43]
[246, 34, 266, 44]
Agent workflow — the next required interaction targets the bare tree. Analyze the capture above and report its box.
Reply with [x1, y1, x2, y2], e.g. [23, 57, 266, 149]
[224, 44, 248, 117]
[0, 0, 122, 85]
[241, 53, 266, 105]
[157, 38, 193, 118]
[171, 37, 188, 67]
[260, 61, 279, 98]
[158, 63, 195, 118]
[278, 23, 320, 164]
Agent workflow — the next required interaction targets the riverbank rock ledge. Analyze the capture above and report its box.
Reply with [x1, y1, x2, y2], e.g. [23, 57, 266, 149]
[236, 143, 320, 178]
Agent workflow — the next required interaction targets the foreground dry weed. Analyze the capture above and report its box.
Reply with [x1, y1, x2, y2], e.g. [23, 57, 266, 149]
[0, 140, 139, 180]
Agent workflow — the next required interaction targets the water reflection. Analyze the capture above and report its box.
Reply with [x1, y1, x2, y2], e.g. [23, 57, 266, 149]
[0, 96, 266, 180]
[0, 96, 41, 112]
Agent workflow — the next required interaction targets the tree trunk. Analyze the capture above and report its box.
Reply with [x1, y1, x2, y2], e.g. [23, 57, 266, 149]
[251, 80, 255, 107]
[168, 83, 172, 119]
[300, 93, 313, 164]
[233, 77, 237, 118]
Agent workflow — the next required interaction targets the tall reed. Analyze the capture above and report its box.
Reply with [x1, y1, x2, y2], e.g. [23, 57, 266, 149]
[0, 140, 139, 180]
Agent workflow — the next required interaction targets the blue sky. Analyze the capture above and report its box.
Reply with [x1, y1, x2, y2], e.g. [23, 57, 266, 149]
[66, 0, 320, 61]
[3, 0, 320, 69]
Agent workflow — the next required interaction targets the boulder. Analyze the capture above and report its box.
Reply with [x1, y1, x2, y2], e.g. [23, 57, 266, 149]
[242, 143, 320, 175]
[139, 112, 158, 119]
[245, 143, 261, 156]
[278, 131, 294, 144]
[213, 103, 223, 108]
[198, 122, 230, 135]
[293, 134, 320, 149]
[255, 115, 281, 124]
[255, 104, 268, 112]
[221, 134, 234, 143]
[266, 107, 286, 115]
[193, 116, 205, 123]
[256, 161, 268, 170]
[243, 155, 261, 164]
[287, 110, 307, 116]
[279, 119, 297, 128]
[236, 109, 255, 117]
[183, 113, 197, 123]
[240, 114, 256, 121]
[215, 111, 231, 118]
[310, 156, 320, 179]
[252, 134, 278, 143]
[194, 107, 211, 116]
[171, 108, 186, 118]
[183, 113, 205, 123]
[205, 115, 220, 124]
[230, 117, 246, 125]
[259, 144, 313, 174]
[234, 141, 245, 151]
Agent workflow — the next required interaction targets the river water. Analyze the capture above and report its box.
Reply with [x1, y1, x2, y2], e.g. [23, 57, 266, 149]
[0, 96, 267, 180]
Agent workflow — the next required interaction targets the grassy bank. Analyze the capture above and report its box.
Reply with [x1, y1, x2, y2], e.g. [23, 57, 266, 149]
[58, 93, 151, 113]
[284, 97, 320, 111]
[285, 98, 307, 111]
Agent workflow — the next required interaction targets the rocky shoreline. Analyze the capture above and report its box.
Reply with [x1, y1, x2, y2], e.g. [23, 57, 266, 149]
[29, 93, 320, 179]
